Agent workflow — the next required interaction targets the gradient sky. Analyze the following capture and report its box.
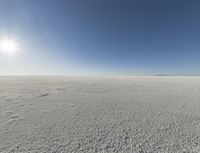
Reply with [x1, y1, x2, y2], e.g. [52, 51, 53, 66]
[0, 0, 200, 75]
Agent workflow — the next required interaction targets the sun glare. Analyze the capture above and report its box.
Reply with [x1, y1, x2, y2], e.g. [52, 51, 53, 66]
[0, 38, 19, 55]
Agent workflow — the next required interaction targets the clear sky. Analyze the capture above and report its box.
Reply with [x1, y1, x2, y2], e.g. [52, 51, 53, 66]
[0, 0, 200, 75]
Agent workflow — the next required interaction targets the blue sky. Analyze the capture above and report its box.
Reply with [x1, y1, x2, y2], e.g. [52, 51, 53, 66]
[0, 0, 200, 75]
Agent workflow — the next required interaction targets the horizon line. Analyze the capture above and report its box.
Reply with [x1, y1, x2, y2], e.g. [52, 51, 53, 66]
[0, 74, 200, 77]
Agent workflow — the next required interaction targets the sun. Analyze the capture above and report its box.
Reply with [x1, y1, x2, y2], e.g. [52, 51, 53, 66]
[0, 37, 19, 55]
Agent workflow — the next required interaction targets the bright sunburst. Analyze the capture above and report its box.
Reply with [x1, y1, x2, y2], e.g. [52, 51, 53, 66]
[0, 37, 19, 55]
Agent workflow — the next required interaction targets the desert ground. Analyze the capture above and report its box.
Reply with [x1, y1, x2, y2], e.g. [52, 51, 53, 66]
[1, 76, 200, 153]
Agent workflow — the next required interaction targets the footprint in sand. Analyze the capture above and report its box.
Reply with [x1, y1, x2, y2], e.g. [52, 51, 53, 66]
[5, 115, 24, 125]
[10, 115, 20, 119]
[38, 94, 50, 97]
[5, 111, 14, 115]
[18, 104, 25, 107]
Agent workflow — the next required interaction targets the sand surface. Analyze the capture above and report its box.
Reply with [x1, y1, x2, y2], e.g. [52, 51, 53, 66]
[1, 76, 200, 153]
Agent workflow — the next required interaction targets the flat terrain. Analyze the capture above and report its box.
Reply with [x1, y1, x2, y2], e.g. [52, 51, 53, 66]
[1, 76, 200, 153]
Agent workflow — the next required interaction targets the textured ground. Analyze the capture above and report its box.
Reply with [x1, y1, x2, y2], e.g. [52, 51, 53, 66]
[1, 76, 200, 153]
